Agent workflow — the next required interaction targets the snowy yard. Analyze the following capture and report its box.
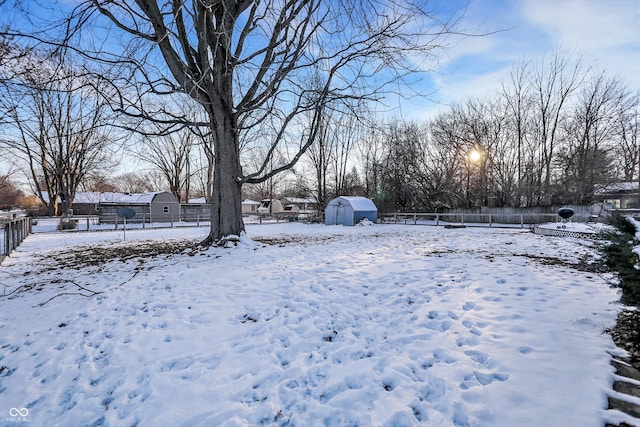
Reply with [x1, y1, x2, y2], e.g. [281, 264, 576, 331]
[0, 223, 632, 426]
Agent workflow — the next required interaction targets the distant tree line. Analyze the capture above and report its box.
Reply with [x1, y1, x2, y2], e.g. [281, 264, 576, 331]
[0, 40, 637, 217]
[290, 52, 639, 213]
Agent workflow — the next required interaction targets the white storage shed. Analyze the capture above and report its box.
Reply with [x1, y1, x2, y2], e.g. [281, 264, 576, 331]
[325, 196, 377, 226]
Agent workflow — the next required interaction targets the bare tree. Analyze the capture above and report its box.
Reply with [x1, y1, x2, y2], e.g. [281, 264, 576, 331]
[36, 0, 467, 244]
[422, 128, 465, 209]
[305, 104, 365, 212]
[557, 74, 629, 203]
[375, 120, 431, 211]
[0, 174, 24, 208]
[501, 60, 534, 206]
[111, 172, 156, 194]
[305, 111, 332, 211]
[135, 126, 194, 202]
[79, 171, 119, 193]
[529, 52, 585, 204]
[0, 52, 115, 217]
[611, 91, 639, 182]
[358, 126, 386, 201]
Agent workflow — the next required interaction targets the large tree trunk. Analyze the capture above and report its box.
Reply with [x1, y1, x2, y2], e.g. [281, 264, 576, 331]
[204, 112, 245, 245]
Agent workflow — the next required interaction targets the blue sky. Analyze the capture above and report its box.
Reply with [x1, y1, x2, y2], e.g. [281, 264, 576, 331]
[3, 0, 637, 121]
[398, 0, 640, 119]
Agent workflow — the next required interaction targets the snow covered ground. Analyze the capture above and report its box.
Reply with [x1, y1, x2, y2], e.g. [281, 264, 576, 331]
[0, 222, 633, 426]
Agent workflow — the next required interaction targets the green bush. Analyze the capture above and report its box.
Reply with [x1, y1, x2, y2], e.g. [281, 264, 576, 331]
[603, 213, 640, 306]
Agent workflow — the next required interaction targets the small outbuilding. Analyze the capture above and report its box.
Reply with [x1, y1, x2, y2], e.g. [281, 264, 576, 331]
[325, 196, 377, 226]
[257, 199, 284, 215]
[241, 199, 261, 215]
[97, 191, 180, 223]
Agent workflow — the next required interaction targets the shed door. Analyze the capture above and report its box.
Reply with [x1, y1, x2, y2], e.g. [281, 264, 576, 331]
[337, 204, 347, 225]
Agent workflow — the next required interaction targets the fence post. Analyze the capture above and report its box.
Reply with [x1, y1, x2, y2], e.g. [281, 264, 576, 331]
[4, 223, 9, 255]
[489, 214, 492, 228]
[461, 212, 464, 225]
[171, 214, 174, 228]
[436, 214, 439, 226]
[12, 221, 18, 249]
[9, 221, 14, 250]
[414, 212, 417, 225]
[521, 214, 524, 228]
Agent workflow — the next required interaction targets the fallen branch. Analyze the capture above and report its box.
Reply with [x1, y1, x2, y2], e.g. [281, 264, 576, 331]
[38, 291, 102, 307]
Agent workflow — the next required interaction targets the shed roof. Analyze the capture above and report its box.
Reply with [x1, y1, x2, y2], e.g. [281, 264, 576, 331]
[332, 196, 377, 211]
[91, 192, 170, 204]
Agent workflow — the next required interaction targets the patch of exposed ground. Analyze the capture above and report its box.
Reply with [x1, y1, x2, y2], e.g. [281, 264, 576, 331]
[0, 240, 206, 303]
[252, 234, 342, 246]
[31, 239, 203, 272]
[608, 310, 640, 369]
[519, 253, 609, 274]
[606, 312, 640, 427]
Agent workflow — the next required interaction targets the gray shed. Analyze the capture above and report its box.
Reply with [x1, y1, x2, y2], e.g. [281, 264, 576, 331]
[97, 191, 180, 223]
[325, 196, 377, 226]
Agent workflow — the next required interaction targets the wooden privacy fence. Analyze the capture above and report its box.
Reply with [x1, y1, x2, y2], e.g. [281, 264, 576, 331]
[0, 217, 32, 264]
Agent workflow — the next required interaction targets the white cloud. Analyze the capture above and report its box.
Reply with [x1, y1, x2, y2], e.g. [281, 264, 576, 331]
[523, 0, 639, 49]
[402, 0, 640, 121]
[522, 0, 640, 85]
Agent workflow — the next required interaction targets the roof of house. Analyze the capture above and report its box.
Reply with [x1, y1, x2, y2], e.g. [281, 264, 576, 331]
[186, 198, 260, 205]
[41, 191, 171, 204]
[594, 182, 639, 195]
[186, 197, 207, 204]
[283, 197, 318, 204]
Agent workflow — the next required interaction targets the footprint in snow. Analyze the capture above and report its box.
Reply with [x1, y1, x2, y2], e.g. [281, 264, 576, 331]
[460, 371, 509, 390]
[463, 350, 490, 365]
[462, 302, 476, 311]
[418, 378, 445, 403]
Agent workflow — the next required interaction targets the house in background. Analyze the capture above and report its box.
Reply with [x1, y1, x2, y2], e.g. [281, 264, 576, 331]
[40, 191, 180, 222]
[242, 199, 260, 215]
[181, 197, 210, 221]
[257, 199, 284, 215]
[182, 198, 261, 221]
[40, 191, 98, 216]
[282, 197, 318, 218]
[96, 192, 180, 223]
[593, 182, 640, 209]
[325, 196, 377, 226]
